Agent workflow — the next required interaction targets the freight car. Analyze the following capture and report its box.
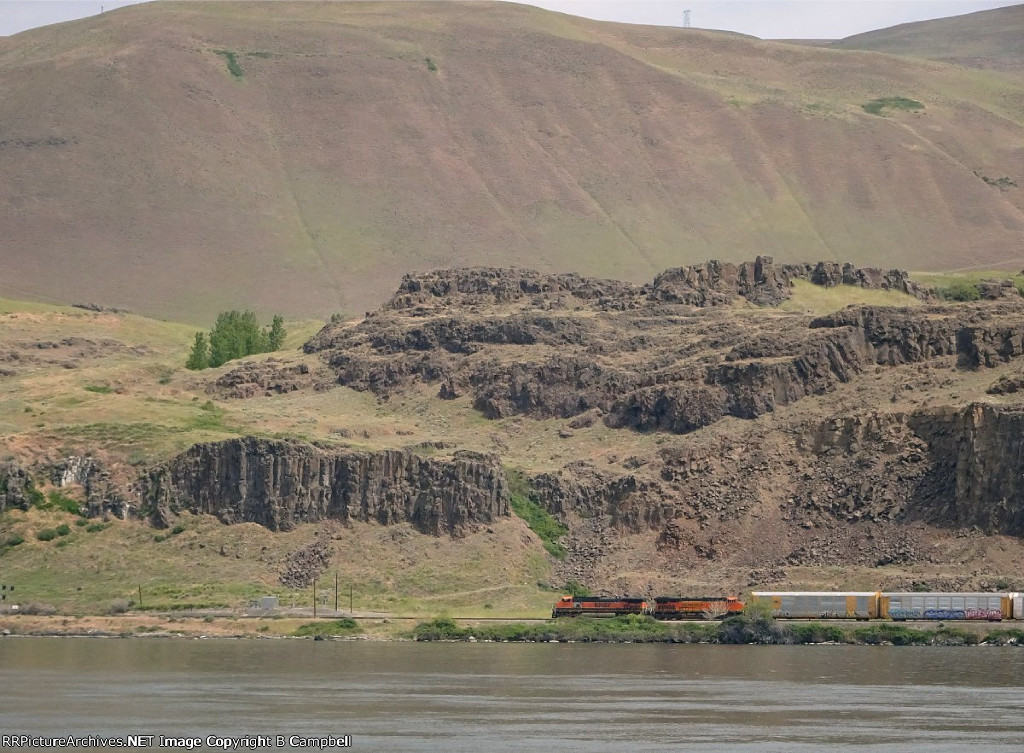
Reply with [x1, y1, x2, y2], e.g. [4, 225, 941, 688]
[551, 596, 647, 618]
[881, 592, 1012, 621]
[751, 592, 880, 620]
[651, 596, 745, 620]
[752, 591, 1020, 621]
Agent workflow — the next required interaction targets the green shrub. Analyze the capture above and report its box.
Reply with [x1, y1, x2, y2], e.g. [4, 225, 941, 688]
[412, 617, 466, 641]
[75, 518, 88, 527]
[507, 469, 568, 558]
[46, 491, 81, 515]
[862, 97, 924, 115]
[55, 524, 71, 537]
[4, 533, 25, 548]
[294, 618, 362, 637]
[425, 57, 438, 72]
[718, 603, 785, 644]
[84, 385, 113, 394]
[171, 524, 185, 535]
[852, 624, 930, 646]
[936, 280, 981, 302]
[36, 528, 57, 542]
[215, 50, 244, 78]
[153, 534, 167, 542]
[562, 580, 590, 597]
[785, 622, 847, 644]
[85, 523, 107, 533]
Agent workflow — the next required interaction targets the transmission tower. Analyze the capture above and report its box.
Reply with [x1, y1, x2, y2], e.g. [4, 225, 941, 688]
[683, 9, 691, 28]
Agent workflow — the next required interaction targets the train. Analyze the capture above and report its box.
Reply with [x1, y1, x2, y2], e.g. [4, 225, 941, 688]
[552, 591, 1024, 621]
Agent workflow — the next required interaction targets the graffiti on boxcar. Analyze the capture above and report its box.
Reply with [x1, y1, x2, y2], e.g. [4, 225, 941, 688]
[965, 608, 1003, 620]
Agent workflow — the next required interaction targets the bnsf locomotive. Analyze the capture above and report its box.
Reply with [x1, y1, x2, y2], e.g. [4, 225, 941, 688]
[552, 595, 744, 619]
[552, 591, 1024, 621]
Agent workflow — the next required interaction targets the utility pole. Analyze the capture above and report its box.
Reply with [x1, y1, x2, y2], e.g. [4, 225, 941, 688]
[312, 580, 317, 618]
[138, 584, 143, 608]
[349, 584, 353, 615]
[334, 573, 339, 613]
[683, 9, 691, 28]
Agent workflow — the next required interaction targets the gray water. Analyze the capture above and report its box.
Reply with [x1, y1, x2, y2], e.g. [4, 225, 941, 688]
[1, 638, 1022, 751]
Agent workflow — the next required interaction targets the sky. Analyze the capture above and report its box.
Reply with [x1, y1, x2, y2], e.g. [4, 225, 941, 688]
[0, 0, 1021, 39]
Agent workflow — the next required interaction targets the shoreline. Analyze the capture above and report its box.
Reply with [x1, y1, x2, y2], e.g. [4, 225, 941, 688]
[2, 614, 1023, 646]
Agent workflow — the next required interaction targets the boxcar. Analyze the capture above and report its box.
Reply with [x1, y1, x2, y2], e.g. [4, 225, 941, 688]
[552, 596, 647, 618]
[651, 596, 744, 620]
[1013, 593, 1022, 620]
[752, 592, 879, 620]
[880, 592, 1012, 621]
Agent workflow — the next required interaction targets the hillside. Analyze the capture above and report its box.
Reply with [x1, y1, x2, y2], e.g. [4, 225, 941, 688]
[3, 264, 1024, 614]
[834, 4, 1024, 70]
[0, 1, 1022, 322]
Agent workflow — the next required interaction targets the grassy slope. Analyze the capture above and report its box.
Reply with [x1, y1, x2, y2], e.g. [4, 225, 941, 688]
[3, 278, 1018, 614]
[833, 4, 1024, 70]
[0, 2, 1021, 322]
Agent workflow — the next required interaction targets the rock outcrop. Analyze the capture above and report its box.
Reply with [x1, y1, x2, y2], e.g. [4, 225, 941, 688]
[141, 437, 509, 534]
[306, 262, 1024, 439]
[0, 459, 37, 513]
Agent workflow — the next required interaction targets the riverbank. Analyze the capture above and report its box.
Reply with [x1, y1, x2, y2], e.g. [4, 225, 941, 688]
[410, 614, 1024, 646]
[3, 612, 1024, 646]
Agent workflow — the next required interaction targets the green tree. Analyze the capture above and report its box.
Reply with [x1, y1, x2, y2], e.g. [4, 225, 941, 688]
[267, 315, 287, 350]
[185, 331, 210, 370]
[208, 310, 267, 367]
[187, 310, 287, 369]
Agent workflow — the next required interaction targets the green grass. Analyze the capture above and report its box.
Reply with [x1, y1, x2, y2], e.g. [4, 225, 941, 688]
[862, 97, 924, 115]
[214, 50, 244, 78]
[84, 385, 113, 394]
[293, 618, 362, 637]
[915, 270, 1024, 301]
[44, 491, 82, 515]
[507, 469, 567, 558]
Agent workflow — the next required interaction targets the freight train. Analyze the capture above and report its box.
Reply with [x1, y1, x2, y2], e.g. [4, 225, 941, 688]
[552, 591, 1023, 621]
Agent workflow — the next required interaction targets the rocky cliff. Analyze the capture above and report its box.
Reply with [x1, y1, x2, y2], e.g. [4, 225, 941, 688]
[300, 261, 1024, 440]
[140, 437, 509, 534]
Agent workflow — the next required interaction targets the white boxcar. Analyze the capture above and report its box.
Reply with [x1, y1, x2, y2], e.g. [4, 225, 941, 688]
[1012, 593, 1022, 620]
[881, 592, 1011, 621]
[752, 592, 878, 620]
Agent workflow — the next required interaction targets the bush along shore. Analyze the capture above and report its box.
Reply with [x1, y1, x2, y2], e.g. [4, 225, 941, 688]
[411, 613, 1024, 646]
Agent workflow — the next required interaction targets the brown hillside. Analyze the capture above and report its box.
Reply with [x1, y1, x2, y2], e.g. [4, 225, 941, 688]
[834, 4, 1024, 71]
[1, 1, 1023, 322]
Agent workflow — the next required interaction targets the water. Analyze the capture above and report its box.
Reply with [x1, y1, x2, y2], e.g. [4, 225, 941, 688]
[1, 638, 1021, 751]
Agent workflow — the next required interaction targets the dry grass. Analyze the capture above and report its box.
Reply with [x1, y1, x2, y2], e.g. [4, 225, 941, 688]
[778, 280, 922, 315]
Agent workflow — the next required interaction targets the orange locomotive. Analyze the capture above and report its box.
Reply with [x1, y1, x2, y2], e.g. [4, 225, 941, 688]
[651, 596, 745, 620]
[551, 596, 648, 618]
[551, 595, 744, 619]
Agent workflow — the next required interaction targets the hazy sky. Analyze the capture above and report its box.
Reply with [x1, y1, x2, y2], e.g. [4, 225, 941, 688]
[0, 0, 1021, 39]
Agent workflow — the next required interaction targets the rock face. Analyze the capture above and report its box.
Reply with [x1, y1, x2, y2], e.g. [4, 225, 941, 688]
[909, 404, 1024, 535]
[304, 260, 1024, 439]
[141, 437, 509, 534]
[0, 459, 37, 513]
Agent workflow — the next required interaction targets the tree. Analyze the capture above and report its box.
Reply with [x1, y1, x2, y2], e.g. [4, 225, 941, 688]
[186, 310, 287, 369]
[185, 332, 209, 370]
[208, 310, 266, 367]
[267, 315, 287, 350]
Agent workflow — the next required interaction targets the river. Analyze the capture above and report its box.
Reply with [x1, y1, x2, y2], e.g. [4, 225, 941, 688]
[1, 638, 1021, 751]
